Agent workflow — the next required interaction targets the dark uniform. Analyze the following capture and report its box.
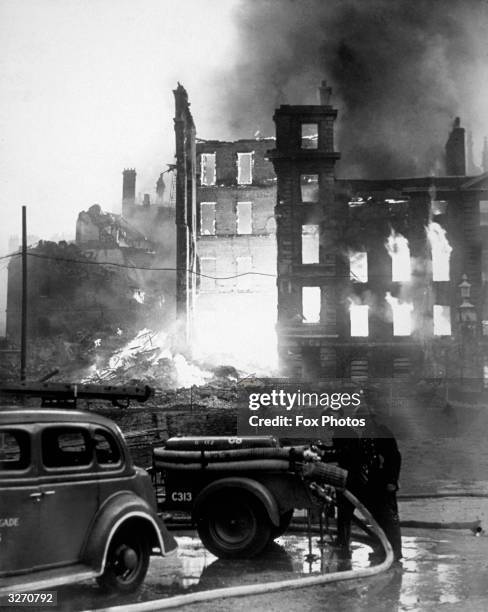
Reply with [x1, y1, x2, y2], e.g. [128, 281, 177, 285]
[322, 425, 366, 552]
[321, 418, 402, 560]
[361, 421, 402, 560]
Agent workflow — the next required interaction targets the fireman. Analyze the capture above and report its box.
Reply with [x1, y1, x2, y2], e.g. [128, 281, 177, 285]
[360, 412, 403, 561]
[320, 409, 367, 555]
[320, 395, 403, 562]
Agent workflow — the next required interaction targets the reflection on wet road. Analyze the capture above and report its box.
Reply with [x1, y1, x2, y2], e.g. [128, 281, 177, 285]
[53, 529, 488, 612]
[163, 531, 372, 591]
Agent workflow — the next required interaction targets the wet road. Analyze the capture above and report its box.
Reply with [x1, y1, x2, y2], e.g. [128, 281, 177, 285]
[37, 526, 488, 612]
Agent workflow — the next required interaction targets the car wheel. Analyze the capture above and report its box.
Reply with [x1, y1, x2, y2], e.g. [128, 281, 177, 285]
[271, 509, 294, 539]
[197, 490, 272, 559]
[98, 528, 150, 593]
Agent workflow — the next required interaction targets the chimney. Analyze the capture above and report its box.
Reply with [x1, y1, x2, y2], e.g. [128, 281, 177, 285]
[445, 117, 466, 176]
[318, 80, 332, 106]
[156, 173, 166, 202]
[122, 168, 136, 217]
[143, 193, 150, 207]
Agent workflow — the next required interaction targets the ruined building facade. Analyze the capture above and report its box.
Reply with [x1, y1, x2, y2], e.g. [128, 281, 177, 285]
[196, 137, 276, 286]
[267, 102, 488, 382]
[174, 84, 197, 347]
[193, 138, 277, 365]
[267, 101, 343, 379]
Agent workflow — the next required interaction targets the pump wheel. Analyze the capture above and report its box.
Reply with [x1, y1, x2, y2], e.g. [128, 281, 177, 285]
[196, 490, 272, 558]
[98, 528, 150, 593]
[271, 509, 294, 539]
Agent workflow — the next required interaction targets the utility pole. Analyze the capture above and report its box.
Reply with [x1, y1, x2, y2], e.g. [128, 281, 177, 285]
[20, 206, 27, 381]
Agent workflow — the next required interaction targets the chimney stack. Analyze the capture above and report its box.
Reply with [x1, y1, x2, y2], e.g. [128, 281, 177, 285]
[156, 173, 166, 202]
[122, 168, 136, 217]
[318, 80, 332, 106]
[445, 117, 466, 176]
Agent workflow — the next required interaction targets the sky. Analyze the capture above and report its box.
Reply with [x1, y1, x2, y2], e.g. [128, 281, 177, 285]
[0, 0, 240, 236]
[0, 0, 241, 331]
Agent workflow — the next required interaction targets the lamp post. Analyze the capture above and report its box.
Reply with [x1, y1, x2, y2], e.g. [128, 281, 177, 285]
[457, 274, 477, 384]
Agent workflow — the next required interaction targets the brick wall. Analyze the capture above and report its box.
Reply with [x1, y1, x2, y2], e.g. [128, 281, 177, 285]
[197, 139, 276, 187]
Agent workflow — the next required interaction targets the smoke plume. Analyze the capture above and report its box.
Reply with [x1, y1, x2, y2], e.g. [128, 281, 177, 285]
[217, 0, 488, 178]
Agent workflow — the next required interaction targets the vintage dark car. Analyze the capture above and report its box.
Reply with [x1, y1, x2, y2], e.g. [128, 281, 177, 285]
[0, 408, 177, 594]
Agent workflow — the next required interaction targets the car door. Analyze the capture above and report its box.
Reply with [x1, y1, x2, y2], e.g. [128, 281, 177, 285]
[0, 426, 43, 574]
[37, 424, 99, 567]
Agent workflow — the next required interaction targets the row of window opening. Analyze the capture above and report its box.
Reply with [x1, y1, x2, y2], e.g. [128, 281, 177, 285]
[301, 287, 451, 336]
[200, 152, 254, 186]
[200, 201, 254, 235]
[302, 229, 450, 282]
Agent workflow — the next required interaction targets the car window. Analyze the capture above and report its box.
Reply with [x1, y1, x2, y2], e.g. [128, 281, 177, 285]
[0, 429, 30, 470]
[42, 427, 92, 468]
[94, 429, 121, 466]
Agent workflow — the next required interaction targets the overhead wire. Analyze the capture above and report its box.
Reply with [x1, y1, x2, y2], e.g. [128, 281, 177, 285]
[18, 251, 393, 283]
[25, 252, 275, 280]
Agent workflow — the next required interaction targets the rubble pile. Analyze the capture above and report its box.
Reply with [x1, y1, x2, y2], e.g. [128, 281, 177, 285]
[81, 329, 243, 394]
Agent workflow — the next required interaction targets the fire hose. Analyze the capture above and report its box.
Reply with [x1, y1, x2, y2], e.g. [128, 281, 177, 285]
[85, 488, 394, 612]
[152, 447, 344, 485]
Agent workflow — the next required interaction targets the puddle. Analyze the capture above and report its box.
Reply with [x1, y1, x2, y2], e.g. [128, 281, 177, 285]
[148, 530, 374, 592]
[53, 531, 488, 611]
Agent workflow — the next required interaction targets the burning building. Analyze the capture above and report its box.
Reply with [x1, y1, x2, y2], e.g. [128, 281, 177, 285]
[173, 85, 278, 370]
[268, 95, 488, 382]
[176, 83, 488, 383]
[9, 81, 487, 386]
[193, 137, 277, 369]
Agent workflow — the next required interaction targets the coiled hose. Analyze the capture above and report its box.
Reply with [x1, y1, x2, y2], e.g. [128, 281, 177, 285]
[84, 489, 393, 612]
[153, 447, 346, 489]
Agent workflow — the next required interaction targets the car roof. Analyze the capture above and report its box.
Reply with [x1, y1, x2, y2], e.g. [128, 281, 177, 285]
[0, 408, 120, 430]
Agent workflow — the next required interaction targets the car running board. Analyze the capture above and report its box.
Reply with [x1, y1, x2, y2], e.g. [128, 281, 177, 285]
[0, 564, 98, 595]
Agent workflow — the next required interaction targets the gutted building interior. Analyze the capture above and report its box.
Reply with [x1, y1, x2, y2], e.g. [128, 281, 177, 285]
[194, 138, 277, 367]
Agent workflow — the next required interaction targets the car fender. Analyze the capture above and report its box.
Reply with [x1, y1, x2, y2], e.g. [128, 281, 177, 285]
[82, 491, 177, 572]
[192, 477, 280, 527]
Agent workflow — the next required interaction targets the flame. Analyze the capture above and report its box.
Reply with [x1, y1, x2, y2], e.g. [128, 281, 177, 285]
[302, 224, 320, 264]
[385, 228, 410, 282]
[349, 302, 369, 336]
[302, 287, 321, 324]
[385, 292, 413, 336]
[193, 293, 278, 373]
[349, 251, 368, 282]
[172, 354, 212, 387]
[88, 328, 212, 388]
[433, 305, 451, 336]
[133, 290, 145, 304]
[426, 222, 452, 281]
